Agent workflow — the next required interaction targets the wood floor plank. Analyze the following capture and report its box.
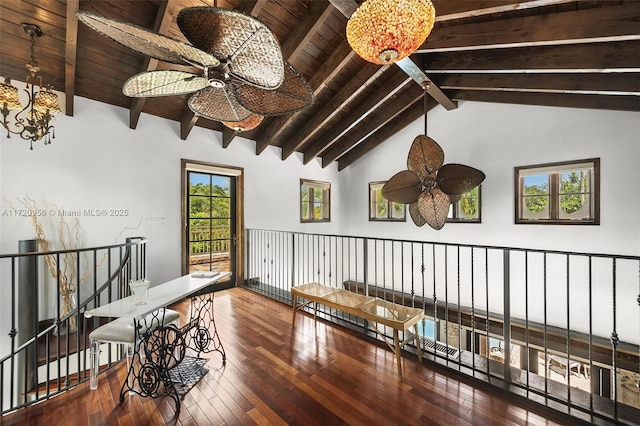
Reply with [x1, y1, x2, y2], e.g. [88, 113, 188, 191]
[1, 287, 583, 425]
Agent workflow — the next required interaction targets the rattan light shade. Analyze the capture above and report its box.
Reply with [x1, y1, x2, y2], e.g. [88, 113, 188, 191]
[222, 114, 264, 132]
[77, 11, 220, 69]
[178, 7, 284, 89]
[346, 0, 436, 64]
[123, 71, 208, 97]
[0, 79, 23, 110]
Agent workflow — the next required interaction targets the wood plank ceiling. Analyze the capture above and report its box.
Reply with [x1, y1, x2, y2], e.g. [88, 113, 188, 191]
[1, 0, 638, 169]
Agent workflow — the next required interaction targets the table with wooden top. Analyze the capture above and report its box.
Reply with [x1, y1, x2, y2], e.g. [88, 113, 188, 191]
[291, 282, 424, 381]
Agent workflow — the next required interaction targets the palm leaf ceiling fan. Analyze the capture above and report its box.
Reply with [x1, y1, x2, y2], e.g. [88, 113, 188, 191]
[382, 94, 485, 230]
[77, 7, 313, 128]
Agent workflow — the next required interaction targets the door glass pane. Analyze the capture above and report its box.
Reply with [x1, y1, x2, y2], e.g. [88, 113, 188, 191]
[189, 240, 211, 272]
[189, 196, 211, 217]
[211, 175, 231, 196]
[190, 219, 210, 241]
[211, 197, 230, 219]
[189, 173, 211, 195]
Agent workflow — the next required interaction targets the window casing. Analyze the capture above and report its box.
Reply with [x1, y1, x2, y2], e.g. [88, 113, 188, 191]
[369, 181, 406, 221]
[447, 186, 481, 223]
[515, 158, 599, 224]
[301, 179, 330, 222]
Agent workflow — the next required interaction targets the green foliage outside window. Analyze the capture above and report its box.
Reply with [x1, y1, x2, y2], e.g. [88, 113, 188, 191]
[516, 159, 598, 224]
[524, 184, 548, 213]
[189, 174, 232, 254]
[460, 187, 479, 216]
[560, 171, 588, 214]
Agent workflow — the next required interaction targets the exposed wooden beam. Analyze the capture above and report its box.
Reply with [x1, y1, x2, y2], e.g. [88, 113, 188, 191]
[421, 41, 640, 73]
[281, 62, 384, 161]
[396, 58, 457, 110]
[222, 127, 237, 148]
[180, 109, 198, 141]
[418, 3, 640, 53]
[303, 68, 412, 164]
[254, 42, 357, 155]
[280, 2, 334, 61]
[435, 73, 640, 95]
[337, 100, 429, 171]
[129, 0, 174, 130]
[328, 0, 358, 17]
[433, 0, 582, 22]
[321, 84, 426, 167]
[64, 0, 79, 117]
[450, 89, 640, 112]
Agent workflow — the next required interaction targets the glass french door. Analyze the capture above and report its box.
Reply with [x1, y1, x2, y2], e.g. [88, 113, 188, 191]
[186, 171, 236, 289]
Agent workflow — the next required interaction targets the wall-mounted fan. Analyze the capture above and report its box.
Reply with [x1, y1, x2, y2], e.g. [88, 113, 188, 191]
[382, 94, 485, 230]
[77, 7, 313, 126]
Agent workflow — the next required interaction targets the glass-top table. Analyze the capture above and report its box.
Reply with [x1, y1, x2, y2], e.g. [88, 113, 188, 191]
[291, 282, 423, 381]
[85, 272, 230, 409]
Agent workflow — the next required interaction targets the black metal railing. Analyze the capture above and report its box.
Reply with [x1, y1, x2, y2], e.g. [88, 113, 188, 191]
[0, 237, 147, 415]
[244, 228, 640, 425]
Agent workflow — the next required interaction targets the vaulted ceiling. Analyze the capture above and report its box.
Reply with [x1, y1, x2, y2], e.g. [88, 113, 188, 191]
[1, 1, 638, 169]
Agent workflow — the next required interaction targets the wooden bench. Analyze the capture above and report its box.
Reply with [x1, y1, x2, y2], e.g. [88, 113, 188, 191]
[291, 282, 424, 381]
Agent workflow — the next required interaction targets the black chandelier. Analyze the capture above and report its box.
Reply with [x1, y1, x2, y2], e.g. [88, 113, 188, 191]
[0, 23, 62, 149]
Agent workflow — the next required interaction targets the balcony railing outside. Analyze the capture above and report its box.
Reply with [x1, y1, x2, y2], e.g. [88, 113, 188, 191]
[0, 237, 147, 415]
[244, 228, 640, 425]
[188, 225, 231, 273]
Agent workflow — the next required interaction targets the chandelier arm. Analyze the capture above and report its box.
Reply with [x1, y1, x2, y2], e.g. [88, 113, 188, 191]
[0, 23, 60, 147]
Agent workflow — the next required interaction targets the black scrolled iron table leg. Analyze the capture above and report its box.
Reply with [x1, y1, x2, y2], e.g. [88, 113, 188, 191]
[186, 291, 226, 365]
[119, 310, 186, 410]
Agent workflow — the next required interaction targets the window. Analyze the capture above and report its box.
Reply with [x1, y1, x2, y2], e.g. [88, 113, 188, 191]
[300, 179, 330, 222]
[515, 158, 599, 224]
[369, 181, 406, 221]
[447, 186, 481, 223]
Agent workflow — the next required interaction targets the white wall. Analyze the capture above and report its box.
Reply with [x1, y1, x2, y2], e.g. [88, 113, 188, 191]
[344, 101, 640, 257]
[0, 97, 342, 288]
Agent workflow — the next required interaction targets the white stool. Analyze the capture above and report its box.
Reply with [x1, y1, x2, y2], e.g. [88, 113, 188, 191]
[89, 309, 180, 390]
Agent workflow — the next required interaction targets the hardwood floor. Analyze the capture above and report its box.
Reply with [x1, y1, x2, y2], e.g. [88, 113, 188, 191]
[2, 287, 583, 426]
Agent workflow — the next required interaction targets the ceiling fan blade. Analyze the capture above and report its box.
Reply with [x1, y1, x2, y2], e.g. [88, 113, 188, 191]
[231, 64, 313, 116]
[381, 170, 423, 204]
[77, 11, 219, 68]
[177, 7, 284, 89]
[407, 135, 445, 181]
[436, 164, 486, 196]
[188, 86, 252, 122]
[123, 71, 207, 97]
[409, 202, 427, 227]
[417, 188, 450, 230]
